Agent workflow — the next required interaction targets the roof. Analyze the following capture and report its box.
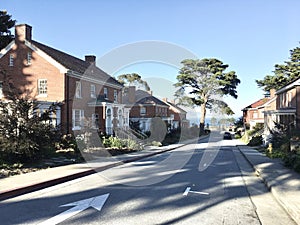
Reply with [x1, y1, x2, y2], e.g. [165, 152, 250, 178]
[164, 100, 187, 113]
[276, 77, 300, 94]
[134, 90, 169, 106]
[31, 40, 123, 88]
[242, 98, 269, 111]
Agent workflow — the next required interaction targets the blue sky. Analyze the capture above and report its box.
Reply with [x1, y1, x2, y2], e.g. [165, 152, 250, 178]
[2, 0, 300, 120]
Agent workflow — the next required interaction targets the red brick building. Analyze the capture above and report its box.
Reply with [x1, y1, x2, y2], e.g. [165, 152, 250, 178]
[0, 24, 128, 134]
[122, 86, 189, 132]
[242, 98, 270, 130]
[162, 98, 189, 129]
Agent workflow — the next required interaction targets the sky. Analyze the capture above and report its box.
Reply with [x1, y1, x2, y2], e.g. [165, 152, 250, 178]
[2, 0, 300, 121]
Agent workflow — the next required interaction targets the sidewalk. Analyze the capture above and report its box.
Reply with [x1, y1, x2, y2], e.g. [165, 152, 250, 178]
[0, 137, 201, 201]
[235, 140, 300, 225]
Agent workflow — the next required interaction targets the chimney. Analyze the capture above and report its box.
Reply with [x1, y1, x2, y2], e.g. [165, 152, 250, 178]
[128, 86, 136, 104]
[162, 97, 168, 102]
[270, 89, 276, 98]
[15, 24, 32, 42]
[85, 55, 96, 66]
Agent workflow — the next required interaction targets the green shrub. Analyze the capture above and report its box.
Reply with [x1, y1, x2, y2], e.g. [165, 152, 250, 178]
[283, 152, 300, 173]
[122, 139, 142, 150]
[248, 135, 263, 146]
[234, 133, 241, 139]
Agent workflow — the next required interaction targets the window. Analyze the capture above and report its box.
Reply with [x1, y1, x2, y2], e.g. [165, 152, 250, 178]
[288, 92, 292, 107]
[92, 113, 99, 128]
[114, 90, 118, 102]
[38, 79, 47, 95]
[75, 81, 82, 98]
[72, 109, 84, 130]
[91, 84, 96, 98]
[0, 81, 3, 97]
[140, 107, 146, 115]
[253, 112, 258, 119]
[104, 87, 108, 99]
[27, 52, 32, 65]
[9, 54, 14, 66]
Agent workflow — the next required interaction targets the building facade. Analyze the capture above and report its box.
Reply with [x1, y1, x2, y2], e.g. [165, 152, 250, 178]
[0, 24, 128, 135]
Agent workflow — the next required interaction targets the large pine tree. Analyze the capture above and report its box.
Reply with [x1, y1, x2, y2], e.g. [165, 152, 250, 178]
[0, 10, 16, 50]
[175, 58, 240, 133]
[256, 45, 300, 91]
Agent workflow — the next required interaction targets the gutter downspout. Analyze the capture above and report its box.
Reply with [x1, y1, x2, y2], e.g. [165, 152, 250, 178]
[66, 74, 70, 133]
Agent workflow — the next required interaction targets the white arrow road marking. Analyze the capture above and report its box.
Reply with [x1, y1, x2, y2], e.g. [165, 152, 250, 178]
[183, 187, 209, 196]
[38, 193, 109, 225]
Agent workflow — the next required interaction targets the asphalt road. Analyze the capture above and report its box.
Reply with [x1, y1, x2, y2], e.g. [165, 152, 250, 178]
[0, 133, 295, 225]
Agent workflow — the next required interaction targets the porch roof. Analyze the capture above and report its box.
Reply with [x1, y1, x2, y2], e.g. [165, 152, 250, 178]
[263, 108, 296, 115]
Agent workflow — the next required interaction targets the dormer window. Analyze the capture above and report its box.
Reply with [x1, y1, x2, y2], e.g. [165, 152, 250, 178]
[9, 54, 14, 66]
[27, 52, 32, 65]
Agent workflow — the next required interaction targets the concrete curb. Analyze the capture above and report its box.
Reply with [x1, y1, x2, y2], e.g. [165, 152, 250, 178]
[0, 136, 203, 201]
[236, 145, 300, 225]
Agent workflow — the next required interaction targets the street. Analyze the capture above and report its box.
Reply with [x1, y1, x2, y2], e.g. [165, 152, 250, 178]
[0, 133, 296, 225]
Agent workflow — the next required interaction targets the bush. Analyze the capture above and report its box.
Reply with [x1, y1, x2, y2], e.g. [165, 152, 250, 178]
[0, 99, 59, 163]
[101, 136, 141, 150]
[283, 152, 300, 173]
[248, 135, 263, 146]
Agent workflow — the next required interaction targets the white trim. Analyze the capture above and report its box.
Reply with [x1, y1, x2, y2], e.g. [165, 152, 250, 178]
[75, 81, 82, 98]
[72, 109, 84, 130]
[24, 40, 68, 73]
[0, 81, 3, 98]
[9, 54, 14, 66]
[0, 41, 15, 59]
[276, 78, 300, 94]
[67, 71, 123, 89]
[90, 84, 96, 98]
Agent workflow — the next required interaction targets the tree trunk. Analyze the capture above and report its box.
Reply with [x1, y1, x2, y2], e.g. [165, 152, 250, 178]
[200, 103, 206, 135]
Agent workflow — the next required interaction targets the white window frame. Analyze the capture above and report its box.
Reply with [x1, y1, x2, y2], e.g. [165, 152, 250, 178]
[114, 90, 118, 103]
[104, 87, 108, 99]
[140, 107, 146, 115]
[92, 113, 99, 129]
[27, 52, 32, 65]
[0, 81, 3, 98]
[75, 81, 82, 98]
[91, 84, 96, 98]
[38, 79, 48, 96]
[72, 109, 84, 130]
[9, 54, 14, 66]
[288, 92, 292, 107]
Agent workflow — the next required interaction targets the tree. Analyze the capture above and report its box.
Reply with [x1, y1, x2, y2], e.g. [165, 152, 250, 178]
[117, 73, 150, 91]
[0, 96, 59, 163]
[256, 45, 300, 91]
[175, 58, 240, 133]
[0, 10, 16, 50]
[0, 71, 59, 163]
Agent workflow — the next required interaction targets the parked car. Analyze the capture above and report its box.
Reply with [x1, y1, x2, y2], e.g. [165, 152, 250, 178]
[223, 132, 232, 140]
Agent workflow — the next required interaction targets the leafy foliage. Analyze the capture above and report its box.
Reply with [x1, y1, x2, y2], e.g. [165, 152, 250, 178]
[0, 97, 59, 163]
[117, 73, 150, 91]
[0, 10, 16, 50]
[101, 136, 141, 150]
[256, 45, 300, 91]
